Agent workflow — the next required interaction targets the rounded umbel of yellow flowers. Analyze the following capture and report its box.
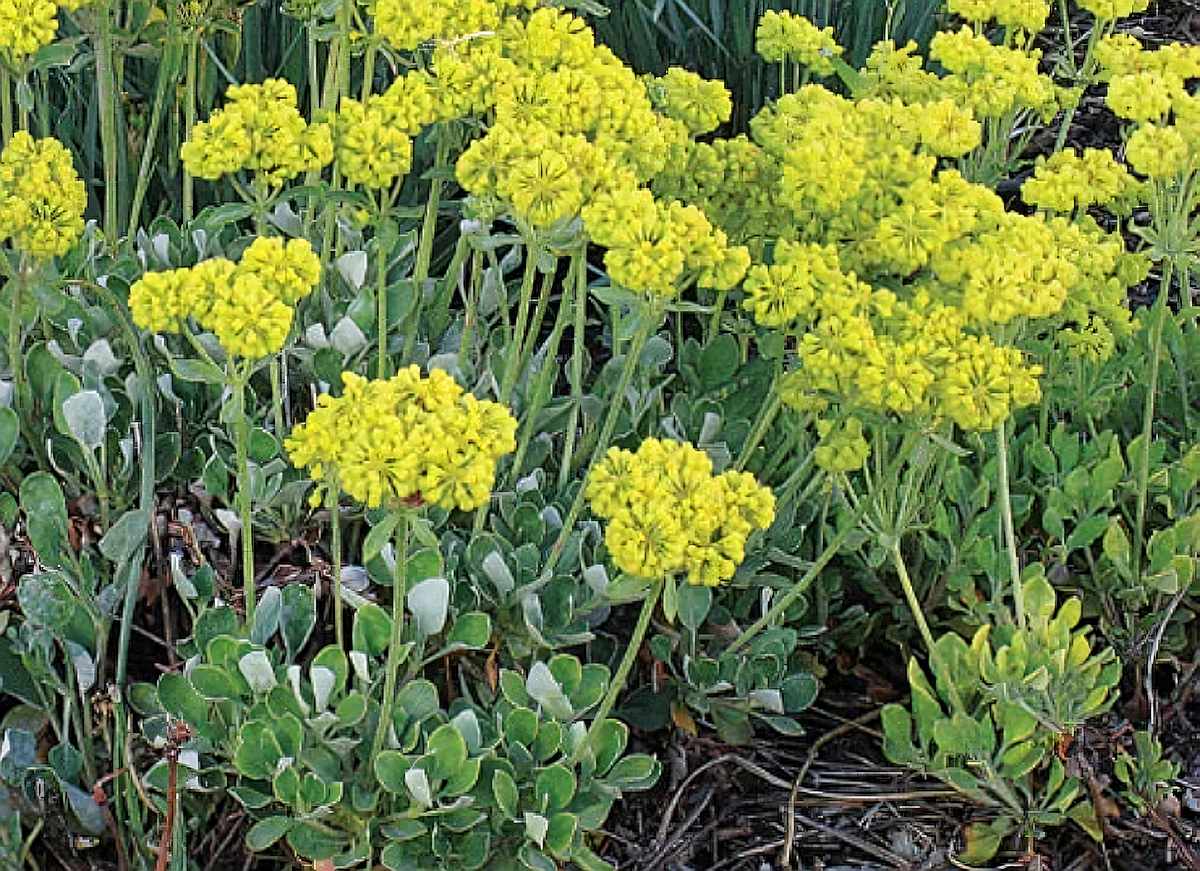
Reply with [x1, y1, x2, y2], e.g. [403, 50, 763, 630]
[586, 438, 775, 587]
[128, 236, 321, 359]
[181, 79, 333, 186]
[0, 132, 85, 259]
[286, 367, 518, 512]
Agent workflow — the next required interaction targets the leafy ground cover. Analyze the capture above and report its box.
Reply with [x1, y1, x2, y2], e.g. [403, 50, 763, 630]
[1, 0, 1200, 869]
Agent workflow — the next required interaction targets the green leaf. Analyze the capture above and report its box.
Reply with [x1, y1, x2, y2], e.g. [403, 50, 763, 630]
[251, 586, 282, 645]
[190, 665, 242, 700]
[535, 764, 576, 813]
[959, 821, 1004, 864]
[170, 358, 226, 384]
[545, 812, 577, 858]
[698, 334, 739, 388]
[157, 672, 208, 725]
[396, 679, 440, 721]
[447, 612, 492, 649]
[61, 390, 106, 450]
[407, 577, 449, 636]
[98, 510, 149, 566]
[20, 472, 68, 565]
[1066, 515, 1109, 552]
[426, 723, 469, 780]
[0, 406, 19, 466]
[375, 750, 412, 795]
[353, 603, 392, 656]
[280, 584, 316, 661]
[17, 572, 77, 633]
[493, 768, 519, 819]
[604, 754, 660, 790]
[677, 584, 712, 631]
[362, 514, 399, 565]
[781, 673, 819, 713]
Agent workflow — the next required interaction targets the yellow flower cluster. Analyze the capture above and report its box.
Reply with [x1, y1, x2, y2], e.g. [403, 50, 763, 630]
[373, 0, 535, 52]
[586, 438, 775, 587]
[1097, 39, 1200, 180]
[929, 27, 1058, 120]
[0, 0, 60, 60]
[813, 417, 870, 473]
[736, 70, 1141, 432]
[947, 0, 1050, 31]
[1078, 0, 1149, 20]
[128, 236, 320, 358]
[652, 135, 787, 247]
[741, 241, 853, 328]
[650, 67, 733, 136]
[582, 188, 749, 298]
[285, 367, 517, 511]
[333, 95, 413, 189]
[1021, 148, 1136, 213]
[444, 7, 691, 225]
[181, 79, 333, 185]
[0, 132, 85, 259]
[755, 11, 843, 76]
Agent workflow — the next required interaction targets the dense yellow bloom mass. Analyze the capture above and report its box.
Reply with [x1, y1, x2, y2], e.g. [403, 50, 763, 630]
[0, 0, 58, 60]
[582, 187, 749, 298]
[333, 95, 413, 189]
[755, 10, 843, 76]
[181, 79, 333, 185]
[0, 132, 86, 259]
[947, 0, 1049, 31]
[813, 417, 870, 473]
[586, 438, 775, 586]
[651, 68, 733, 136]
[1021, 148, 1136, 213]
[128, 236, 320, 359]
[286, 368, 517, 511]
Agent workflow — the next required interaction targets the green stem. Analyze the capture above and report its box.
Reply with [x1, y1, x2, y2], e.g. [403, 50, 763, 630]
[128, 29, 180, 237]
[182, 33, 199, 224]
[376, 228, 390, 379]
[559, 245, 588, 490]
[371, 511, 410, 769]
[1132, 260, 1174, 583]
[95, 3, 120, 239]
[327, 475, 344, 650]
[307, 23, 320, 118]
[735, 385, 781, 471]
[7, 268, 21, 408]
[498, 245, 540, 405]
[890, 543, 937, 655]
[233, 368, 257, 620]
[542, 308, 658, 580]
[360, 40, 378, 101]
[995, 420, 1025, 628]
[402, 135, 449, 361]
[572, 579, 662, 765]
[513, 268, 555, 390]
[269, 357, 285, 436]
[0, 67, 10, 145]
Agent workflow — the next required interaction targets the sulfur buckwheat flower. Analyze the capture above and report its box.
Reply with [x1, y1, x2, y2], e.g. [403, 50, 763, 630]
[236, 236, 321, 305]
[128, 235, 318, 359]
[1125, 124, 1190, 179]
[1105, 71, 1176, 123]
[0, 132, 86, 259]
[755, 11, 843, 76]
[332, 95, 414, 189]
[651, 67, 733, 136]
[1021, 148, 1136, 213]
[813, 417, 871, 473]
[0, 0, 58, 60]
[286, 367, 517, 511]
[947, 0, 1050, 31]
[1078, 0, 1150, 19]
[181, 79, 333, 185]
[586, 438, 774, 586]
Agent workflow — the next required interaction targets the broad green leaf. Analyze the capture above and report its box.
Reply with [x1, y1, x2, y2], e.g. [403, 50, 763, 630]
[493, 769, 519, 819]
[535, 764, 576, 813]
[407, 577, 449, 636]
[20, 472, 68, 565]
[280, 584, 316, 661]
[0, 406, 19, 466]
[98, 510, 149, 566]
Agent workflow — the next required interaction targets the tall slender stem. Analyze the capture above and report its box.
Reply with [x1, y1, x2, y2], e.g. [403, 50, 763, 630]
[891, 543, 937, 655]
[182, 33, 199, 224]
[95, 0, 120, 238]
[128, 29, 180, 237]
[6, 269, 20, 407]
[0, 67, 12, 146]
[1132, 259, 1174, 583]
[327, 474, 344, 650]
[559, 245, 588, 489]
[371, 511, 410, 769]
[995, 420, 1025, 628]
[735, 386, 781, 471]
[376, 229, 390, 379]
[498, 246, 540, 405]
[233, 369, 257, 620]
[542, 309, 658, 578]
[402, 135, 449, 361]
[572, 579, 662, 765]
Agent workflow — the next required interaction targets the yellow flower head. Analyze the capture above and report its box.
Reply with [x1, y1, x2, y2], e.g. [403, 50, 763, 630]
[333, 95, 414, 189]
[129, 268, 194, 334]
[0, 0, 57, 60]
[237, 236, 321, 305]
[651, 67, 733, 136]
[0, 132, 86, 259]
[287, 367, 517, 511]
[181, 79, 333, 185]
[586, 438, 775, 586]
[756, 11, 843, 76]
